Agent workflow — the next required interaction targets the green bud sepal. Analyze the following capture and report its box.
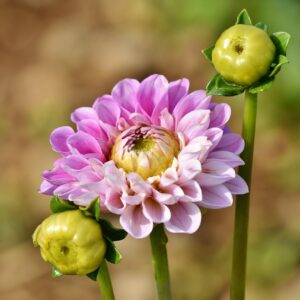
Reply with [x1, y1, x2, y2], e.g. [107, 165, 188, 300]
[202, 9, 290, 96]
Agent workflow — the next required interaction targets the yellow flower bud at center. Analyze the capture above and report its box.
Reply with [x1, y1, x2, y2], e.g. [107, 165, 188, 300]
[111, 126, 179, 179]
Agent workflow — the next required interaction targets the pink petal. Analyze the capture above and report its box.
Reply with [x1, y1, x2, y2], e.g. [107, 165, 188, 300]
[129, 112, 151, 126]
[142, 198, 171, 223]
[200, 185, 233, 209]
[40, 180, 56, 195]
[180, 180, 202, 202]
[204, 128, 223, 150]
[93, 95, 121, 126]
[137, 74, 168, 117]
[215, 133, 245, 155]
[176, 109, 210, 140]
[195, 160, 235, 187]
[67, 131, 105, 160]
[178, 136, 212, 162]
[168, 78, 190, 112]
[71, 107, 98, 123]
[50, 126, 74, 154]
[160, 167, 178, 187]
[165, 202, 201, 234]
[173, 90, 211, 122]
[159, 108, 175, 131]
[120, 205, 153, 238]
[63, 155, 89, 171]
[77, 119, 108, 141]
[178, 159, 201, 182]
[112, 78, 140, 112]
[43, 168, 75, 186]
[127, 173, 152, 194]
[224, 175, 249, 194]
[207, 151, 244, 168]
[105, 190, 126, 214]
[210, 103, 231, 128]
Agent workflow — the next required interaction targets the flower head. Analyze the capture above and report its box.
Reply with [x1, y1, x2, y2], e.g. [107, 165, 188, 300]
[41, 74, 248, 238]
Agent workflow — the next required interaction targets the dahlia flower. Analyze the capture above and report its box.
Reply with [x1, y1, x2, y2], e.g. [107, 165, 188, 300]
[41, 74, 248, 238]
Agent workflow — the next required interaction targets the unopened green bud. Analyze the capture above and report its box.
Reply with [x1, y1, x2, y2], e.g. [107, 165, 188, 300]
[212, 24, 275, 86]
[33, 210, 106, 275]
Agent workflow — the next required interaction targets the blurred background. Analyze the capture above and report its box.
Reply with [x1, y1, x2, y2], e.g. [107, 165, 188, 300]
[0, 0, 299, 299]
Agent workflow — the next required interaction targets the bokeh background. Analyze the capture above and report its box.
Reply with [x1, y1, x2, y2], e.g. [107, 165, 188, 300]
[0, 0, 299, 299]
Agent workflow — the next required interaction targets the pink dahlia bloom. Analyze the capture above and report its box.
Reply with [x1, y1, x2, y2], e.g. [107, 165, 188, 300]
[41, 74, 248, 238]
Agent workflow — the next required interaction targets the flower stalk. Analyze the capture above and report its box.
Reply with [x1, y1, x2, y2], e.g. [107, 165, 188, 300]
[230, 90, 257, 300]
[150, 224, 171, 300]
[97, 261, 116, 300]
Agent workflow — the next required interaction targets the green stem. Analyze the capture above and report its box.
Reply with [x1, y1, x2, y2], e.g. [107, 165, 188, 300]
[230, 90, 257, 300]
[150, 224, 172, 300]
[97, 261, 115, 300]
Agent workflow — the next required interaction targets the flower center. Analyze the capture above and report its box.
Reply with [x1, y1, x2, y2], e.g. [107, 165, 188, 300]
[111, 126, 179, 179]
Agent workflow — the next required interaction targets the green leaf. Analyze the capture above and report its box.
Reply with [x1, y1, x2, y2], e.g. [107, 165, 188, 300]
[235, 9, 252, 25]
[201, 45, 214, 63]
[100, 219, 128, 241]
[249, 76, 274, 94]
[50, 196, 77, 213]
[86, 268, 99, 281]
[51, 266, 63, 278]
[206, 74, 245, 96]
[105, 237, 123, 264]
[80, 197, 101, 221]
[271, 32, 291, 56]
[255, 22, 268, 32]
[269, 55, 289, 77]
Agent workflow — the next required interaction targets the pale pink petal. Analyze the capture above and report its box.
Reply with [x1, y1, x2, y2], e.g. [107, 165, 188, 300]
[50, 126, 74, 154]
[112, 78, 140, 112]
[77, 119, 108, 140]
[122, 193, 145, 205]
[168, 78, 190, 112]
[180, 180, 202, 202]
[67, 132, 106, 160]
[130, 112, 151, 125]
[178, 136, 212, 162]
[195, 161, 235, 187]
[215, 133, 245, 155]
[105, 190, 126, 214]
[160, 166, 178, 187]
[137, 74, 168, 117]
[40, 180, 56, 195]
[127, 173, 152, 194]
[93, 95, 121, 126]
[142, 198, 171, 223]
[165, 202, 201, 234]
[71, 107, 98, 123]
[173, 90, 211, 122]
[200, 185, 233, 209]
[120, 205, 153, 238]
[159, 108, 175, 131]
[210, 103, 231, 128]
[178, 159, 201, 182]
[176, 109, 210, 140]
[224, 175, 249, 194]
[204, 128, 223, 150]
[207, 151, 244, 168]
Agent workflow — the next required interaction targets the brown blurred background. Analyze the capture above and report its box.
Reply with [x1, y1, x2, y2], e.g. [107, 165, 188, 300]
[0, 0, 299, 299]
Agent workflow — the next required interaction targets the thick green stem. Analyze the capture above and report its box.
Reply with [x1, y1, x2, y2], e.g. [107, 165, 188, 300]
[230, 90, 257, 300]
[150, 224, 172, 300]
[97, 261, 115, 300]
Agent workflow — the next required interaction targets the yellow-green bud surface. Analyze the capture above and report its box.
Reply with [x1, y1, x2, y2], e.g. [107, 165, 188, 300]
[212, 24, 275, 86]
[33, 210, 106, 275]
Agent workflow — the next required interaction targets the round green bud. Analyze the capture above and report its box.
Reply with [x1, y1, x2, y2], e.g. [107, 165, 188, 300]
[33, 210, 106, 275]
[212, 24, 276, 86]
